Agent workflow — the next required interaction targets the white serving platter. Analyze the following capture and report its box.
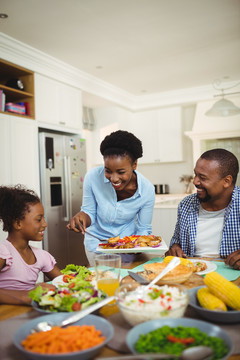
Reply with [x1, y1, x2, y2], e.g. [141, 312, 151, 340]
[96, 239, 168, 254]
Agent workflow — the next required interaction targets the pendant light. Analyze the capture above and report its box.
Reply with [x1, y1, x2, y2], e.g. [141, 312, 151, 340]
[205, 80, 240, 117]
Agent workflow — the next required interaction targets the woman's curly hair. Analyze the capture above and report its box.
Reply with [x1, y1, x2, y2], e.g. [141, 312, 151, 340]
[100, 130, 143, 163]
[0, 185, 40, 232]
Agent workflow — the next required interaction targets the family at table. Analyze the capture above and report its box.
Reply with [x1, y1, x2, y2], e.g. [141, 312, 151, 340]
[0, 129, 239, 305]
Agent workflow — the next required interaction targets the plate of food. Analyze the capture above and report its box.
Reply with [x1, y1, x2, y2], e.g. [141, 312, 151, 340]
[30, 265, 103, 313]
[190, 259, 217, 275]
[96, 235, 168, 254]
[52, 264, 96, 287]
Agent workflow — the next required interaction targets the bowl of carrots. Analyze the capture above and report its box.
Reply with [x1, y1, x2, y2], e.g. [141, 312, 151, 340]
[13, 314, 114, 360]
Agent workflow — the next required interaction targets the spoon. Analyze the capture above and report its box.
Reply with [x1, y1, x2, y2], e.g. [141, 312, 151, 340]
[97, 345, 214, 360]
[31, 295, 114, 333]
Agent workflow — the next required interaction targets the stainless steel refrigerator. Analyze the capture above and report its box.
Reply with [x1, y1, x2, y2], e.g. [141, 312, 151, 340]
[39, 131, 88, 269]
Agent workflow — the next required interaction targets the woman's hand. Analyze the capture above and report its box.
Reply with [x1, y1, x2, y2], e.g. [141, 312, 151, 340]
[165, 244, 186, 258]
[66, 211, 91, 233]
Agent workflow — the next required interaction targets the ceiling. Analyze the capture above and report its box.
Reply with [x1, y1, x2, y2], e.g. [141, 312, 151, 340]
[1, 0, 240, 104]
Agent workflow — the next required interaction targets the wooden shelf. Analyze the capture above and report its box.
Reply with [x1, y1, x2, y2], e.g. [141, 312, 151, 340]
[0, 59, 35, 119]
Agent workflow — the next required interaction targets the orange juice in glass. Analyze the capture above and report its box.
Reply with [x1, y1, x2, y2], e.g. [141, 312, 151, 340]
[94, 254, 121, 303]
[97, 278, 120, 296]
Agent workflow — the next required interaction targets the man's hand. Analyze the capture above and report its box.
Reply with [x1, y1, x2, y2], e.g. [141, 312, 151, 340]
[225, 250, 240, 270]
[165, 244, 186, 258]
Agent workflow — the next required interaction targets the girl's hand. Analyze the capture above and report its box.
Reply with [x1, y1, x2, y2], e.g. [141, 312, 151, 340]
[36, 282, 56, 291]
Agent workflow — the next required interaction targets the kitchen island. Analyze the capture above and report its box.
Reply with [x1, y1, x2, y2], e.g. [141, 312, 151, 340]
[152, 194, 186, 246]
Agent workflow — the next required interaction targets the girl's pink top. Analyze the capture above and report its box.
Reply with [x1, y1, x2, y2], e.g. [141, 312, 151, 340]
[0, 239, 56, 290]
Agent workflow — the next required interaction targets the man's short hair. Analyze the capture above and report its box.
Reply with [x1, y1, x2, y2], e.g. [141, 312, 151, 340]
[200, 148, 239, 185]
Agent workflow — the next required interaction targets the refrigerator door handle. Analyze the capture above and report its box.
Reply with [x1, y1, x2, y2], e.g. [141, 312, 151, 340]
[63, 156, 72, 221]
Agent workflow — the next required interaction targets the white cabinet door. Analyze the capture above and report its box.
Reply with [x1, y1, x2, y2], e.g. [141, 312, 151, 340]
[0, 114, 40, 242]
[0, 115, 12, 185]
[58, 83, 82, 129]
[130, 110, 158, 164]
[35, 73, 59, 125]
[132, 107, 183, 164]
[157, 107, 183, 162]
[35, 73, 82, 131]
[10, 117, 40, 192]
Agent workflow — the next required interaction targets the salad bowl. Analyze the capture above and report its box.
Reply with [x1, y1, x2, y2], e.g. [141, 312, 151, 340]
[30, 264, 104, 313]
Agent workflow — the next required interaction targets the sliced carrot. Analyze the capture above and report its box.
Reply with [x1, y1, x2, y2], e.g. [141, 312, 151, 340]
[21, 325, 106, 354]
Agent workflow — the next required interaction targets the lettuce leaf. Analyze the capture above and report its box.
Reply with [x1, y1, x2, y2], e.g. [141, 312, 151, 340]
[28, 286, 46, 302]
[61, 264, 91, 279]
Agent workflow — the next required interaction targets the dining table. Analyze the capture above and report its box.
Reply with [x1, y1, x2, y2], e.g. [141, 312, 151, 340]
[0, 253, 240, 360]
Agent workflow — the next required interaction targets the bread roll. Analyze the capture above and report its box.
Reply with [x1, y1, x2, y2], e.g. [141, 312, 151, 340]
[142, 262, 193, 284]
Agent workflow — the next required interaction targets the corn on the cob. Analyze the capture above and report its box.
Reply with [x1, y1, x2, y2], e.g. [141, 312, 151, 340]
[204, 271, 240, 310]
[197, 287, 227, 311]
[163, 256, 193, 268]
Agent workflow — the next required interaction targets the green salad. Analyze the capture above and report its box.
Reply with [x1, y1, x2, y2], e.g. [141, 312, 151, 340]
[135, 325, 228, 360]
[29, 265, 105, 312]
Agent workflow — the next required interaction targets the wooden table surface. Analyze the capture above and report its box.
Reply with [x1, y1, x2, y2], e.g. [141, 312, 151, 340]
[0, 255, 240, 360]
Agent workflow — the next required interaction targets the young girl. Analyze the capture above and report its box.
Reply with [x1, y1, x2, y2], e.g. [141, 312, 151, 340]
[0, 185, 62, 304]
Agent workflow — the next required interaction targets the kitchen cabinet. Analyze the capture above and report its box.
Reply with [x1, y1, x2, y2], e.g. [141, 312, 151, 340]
[152, 206, 178, 247]
[35, 73, 82, 131]
[91, 106, 183, 166]
[0, 114, 40, 191]
[0, 114, 40, 243]
[131, 107, 183, 164]
[0, 59, 35, 119]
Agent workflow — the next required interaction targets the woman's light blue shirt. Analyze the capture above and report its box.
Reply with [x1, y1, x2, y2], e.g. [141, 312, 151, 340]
[81, 166, 155, 252]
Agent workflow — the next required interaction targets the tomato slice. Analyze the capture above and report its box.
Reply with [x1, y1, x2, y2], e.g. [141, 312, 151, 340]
[62, 274, 75, 283]
[167, 334, 195, 344]
[68, 282, 75, 289]
[72, 302, 81, 311]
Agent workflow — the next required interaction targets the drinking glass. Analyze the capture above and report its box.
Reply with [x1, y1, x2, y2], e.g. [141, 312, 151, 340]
[94, 254, 121, 297]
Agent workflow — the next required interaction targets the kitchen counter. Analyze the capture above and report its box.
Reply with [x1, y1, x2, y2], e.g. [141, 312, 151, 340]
[154, 194, 187, 208]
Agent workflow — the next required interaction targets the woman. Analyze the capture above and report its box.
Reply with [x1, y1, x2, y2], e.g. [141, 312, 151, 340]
[67, 130, 155, 265]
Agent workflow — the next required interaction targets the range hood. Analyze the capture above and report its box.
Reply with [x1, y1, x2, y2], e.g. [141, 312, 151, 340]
[185, 95, 240, 163]
[191, 96, 240, 135]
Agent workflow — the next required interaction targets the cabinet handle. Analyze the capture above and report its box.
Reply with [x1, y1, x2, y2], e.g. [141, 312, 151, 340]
[154, 159, 161, 162]
[63, 156, 72, 221]
[59, 121, 66, 125]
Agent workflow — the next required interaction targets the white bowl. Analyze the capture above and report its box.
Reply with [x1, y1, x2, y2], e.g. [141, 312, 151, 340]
[115, 282, 189, 326]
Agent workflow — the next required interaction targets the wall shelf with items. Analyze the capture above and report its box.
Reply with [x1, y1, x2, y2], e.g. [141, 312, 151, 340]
[0, 58, 35, 119]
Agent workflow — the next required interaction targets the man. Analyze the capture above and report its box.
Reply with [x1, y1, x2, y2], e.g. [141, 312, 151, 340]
[165, 148, 240, 270]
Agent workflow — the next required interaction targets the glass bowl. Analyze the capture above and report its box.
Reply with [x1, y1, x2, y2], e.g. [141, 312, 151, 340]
[115, 282, 189, 326]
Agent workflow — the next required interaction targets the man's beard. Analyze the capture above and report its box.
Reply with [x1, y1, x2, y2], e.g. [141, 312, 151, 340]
[197, 188, 211, 203]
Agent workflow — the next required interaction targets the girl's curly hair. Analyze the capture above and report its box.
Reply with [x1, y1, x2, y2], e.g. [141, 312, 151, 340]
[100, 130, 143, 163]
[0, 185, 40, 232]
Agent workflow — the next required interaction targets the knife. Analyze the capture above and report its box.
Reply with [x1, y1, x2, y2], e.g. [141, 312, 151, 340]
[128, 271, 149, 285]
